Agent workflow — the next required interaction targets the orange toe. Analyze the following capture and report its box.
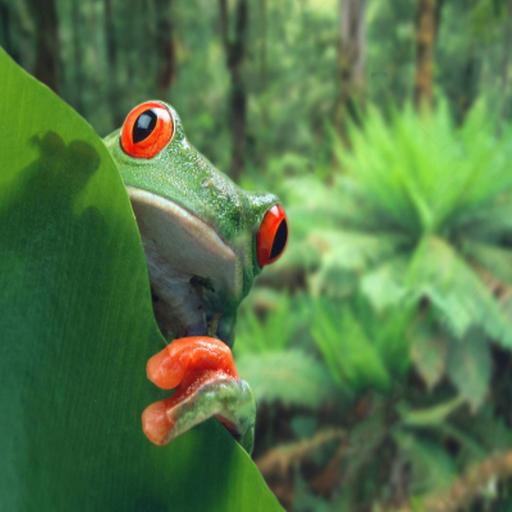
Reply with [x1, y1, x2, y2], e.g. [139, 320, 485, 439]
[146, 337, 239, 391]
[142, 399, 175, 445]
[146, 347, 185, 390]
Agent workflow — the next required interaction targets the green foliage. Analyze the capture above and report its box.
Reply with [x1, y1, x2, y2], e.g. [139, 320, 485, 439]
[446, 329, 492, 412]
[235, 99, 512, 511]
[3, 0, 512, 176]
[243, 101, 512, 509]
[311, 296, 412, 394]
[409, 319, 449, 390]
[398, 396, 465, 428]
[235, 291, 296, 354]
[336, 100, 512, 240]
[4, 0, 512, 509]
[235, 350, 336, 409]
[322, 102, 512, 401]
[394, 432, 456, 494]
[0, 48, 282, 511]
[234, 291, 336, 409]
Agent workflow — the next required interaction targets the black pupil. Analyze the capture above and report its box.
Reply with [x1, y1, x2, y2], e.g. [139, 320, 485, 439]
[133, 109, 158, 143]
[270, 219, 288, 260]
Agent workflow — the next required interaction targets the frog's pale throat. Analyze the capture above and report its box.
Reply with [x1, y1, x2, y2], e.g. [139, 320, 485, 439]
[127, 186, 243, 345]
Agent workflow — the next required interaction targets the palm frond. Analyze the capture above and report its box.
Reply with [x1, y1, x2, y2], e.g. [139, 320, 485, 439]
[461, 240, 512, 286]
[407, 236, 512, 347]
[235, 292, 297, 354]
[235, 350, 336, 408]
[310, 297, 411, 393]
[360, 254, 411, 311]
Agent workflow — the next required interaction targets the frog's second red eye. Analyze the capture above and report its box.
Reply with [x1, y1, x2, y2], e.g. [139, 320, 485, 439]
[121, 102, 174, 159]
[256, 204, 289, 267]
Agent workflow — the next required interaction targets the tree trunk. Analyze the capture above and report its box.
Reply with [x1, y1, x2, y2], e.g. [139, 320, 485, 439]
[459, 44, 477, 121]
[257, 0, 268, 171]
[414, 0, 437, 111]
[31, 0, 60, 93]
[154, 0, 176, 96]
[0, 3, 15, 61]
[103, 0, 123, 127]
[259, 0, 267, 89]
[335, 0, 366, 138]
[71, 0, 84, 115]
[88, 0, 100, 77]
[219, 0, 248, 182]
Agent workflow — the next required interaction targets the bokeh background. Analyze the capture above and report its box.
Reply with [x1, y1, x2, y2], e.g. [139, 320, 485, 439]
[2, 0, 512, 510]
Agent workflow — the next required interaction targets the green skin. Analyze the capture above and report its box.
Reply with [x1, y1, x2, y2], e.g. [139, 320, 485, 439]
[103, 101, 281, 453]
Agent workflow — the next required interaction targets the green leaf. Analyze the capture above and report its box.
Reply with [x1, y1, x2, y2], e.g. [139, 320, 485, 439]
[235, 350, 336, 408]
[311, 299, 393, 393]
[0, 48, 281, 511]
[399, 396, 464, 427]
[462, 240, 512, 286]
[235, 291, 300, 354]
[462, 405, 512, 454]
[408, 236, 512, 348]
[315, 230, 409, 272]
[446, 329, 492, 412]
[450, 203, 512, 240]
[340, 405, 388, 483]
[410, 322, 448, 389]
[360, 255, 410, 312]
[394, 431, 456, 494]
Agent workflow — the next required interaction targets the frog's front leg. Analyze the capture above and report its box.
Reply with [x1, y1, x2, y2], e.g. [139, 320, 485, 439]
[142, 337, 255, 454]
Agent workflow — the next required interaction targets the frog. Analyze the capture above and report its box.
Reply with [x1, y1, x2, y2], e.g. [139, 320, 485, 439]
[103, 101, 288, 454]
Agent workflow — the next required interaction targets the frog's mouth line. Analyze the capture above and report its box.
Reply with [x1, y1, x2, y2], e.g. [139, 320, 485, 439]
[126, 186, 244, 346]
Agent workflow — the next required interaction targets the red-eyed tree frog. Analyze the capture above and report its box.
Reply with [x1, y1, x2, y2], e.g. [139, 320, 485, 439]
[103, 101, 288, 454]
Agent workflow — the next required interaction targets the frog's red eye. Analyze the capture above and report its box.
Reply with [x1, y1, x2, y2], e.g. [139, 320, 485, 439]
[120, 102, 174, 159]
[256, 204, 289, 267]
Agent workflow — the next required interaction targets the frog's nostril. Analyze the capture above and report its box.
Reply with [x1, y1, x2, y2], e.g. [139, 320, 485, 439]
[256, 204, 289, 267]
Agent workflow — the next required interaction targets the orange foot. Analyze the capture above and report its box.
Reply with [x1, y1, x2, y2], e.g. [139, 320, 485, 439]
[142, 337, 255, 453]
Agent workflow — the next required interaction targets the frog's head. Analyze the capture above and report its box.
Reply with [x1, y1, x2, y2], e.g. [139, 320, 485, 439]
[104, 101, 288, 347]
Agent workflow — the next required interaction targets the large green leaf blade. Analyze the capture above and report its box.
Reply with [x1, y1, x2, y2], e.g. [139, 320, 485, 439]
[0, 48, 281, 511]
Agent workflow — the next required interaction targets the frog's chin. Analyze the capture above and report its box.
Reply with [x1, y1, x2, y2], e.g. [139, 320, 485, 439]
[125, 186, 244, 346]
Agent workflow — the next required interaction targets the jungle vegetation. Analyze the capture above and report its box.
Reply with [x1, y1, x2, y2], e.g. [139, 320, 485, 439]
[2, 0, 512, 510]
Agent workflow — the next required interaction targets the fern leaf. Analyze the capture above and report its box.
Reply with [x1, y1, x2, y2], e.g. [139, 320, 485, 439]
[446, 329, 492, 412]
[461, 240, 512, 286]
[235, 350, 336, 408]
[407, 236, 512, 348]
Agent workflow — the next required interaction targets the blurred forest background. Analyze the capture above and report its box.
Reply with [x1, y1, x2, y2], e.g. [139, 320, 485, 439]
[2, 0, 512, 510]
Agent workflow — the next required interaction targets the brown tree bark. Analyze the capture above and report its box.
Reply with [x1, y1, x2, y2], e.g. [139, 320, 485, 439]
[154, 0, 176, 96]
[31, 0, 60, 93]
[414, 0, 437, 111]
[336, 0, 367, 138]
[103, 0, 123, 127]
[0, 3, 14, 60]
[219, 0, 248, 182]
[71, 0, 84, 114]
